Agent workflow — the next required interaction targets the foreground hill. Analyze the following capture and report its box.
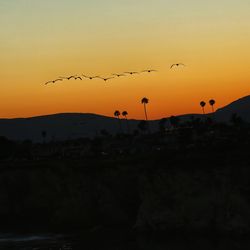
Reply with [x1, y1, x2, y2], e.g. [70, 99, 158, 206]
[0, 95, 249, 142]
[0, 124, 250, 234]
[0, 113, 148, 142]
[0, 99, 250, 234]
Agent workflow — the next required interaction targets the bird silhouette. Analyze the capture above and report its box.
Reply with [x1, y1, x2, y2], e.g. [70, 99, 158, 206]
[59, 75, 77, 80]
[82, 75, 100, 80]
[74, 76, 82, 80]
[124, 71, 139, 75]
[170, 63, 186, 69]
[44, 79, 63, 85]
[98, 77, 115, 82]
[141, 69, 157, 73]
[112, 73, 126, 77]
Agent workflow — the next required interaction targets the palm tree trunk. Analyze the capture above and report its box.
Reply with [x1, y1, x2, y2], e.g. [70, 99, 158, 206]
[212, 106, 214, 113]
[144, 103, 148, 121]
[202, 107, 205, 114]
[143, 104, 151, 133]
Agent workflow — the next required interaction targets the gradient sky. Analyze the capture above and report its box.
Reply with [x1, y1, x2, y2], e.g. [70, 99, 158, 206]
[1, 0, 250, 119]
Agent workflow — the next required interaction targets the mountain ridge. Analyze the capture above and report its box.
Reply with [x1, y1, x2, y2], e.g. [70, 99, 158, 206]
[0, 95, 250, 142]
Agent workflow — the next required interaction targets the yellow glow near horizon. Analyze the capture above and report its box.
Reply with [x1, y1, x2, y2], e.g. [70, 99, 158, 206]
[1, 0, 250, 119]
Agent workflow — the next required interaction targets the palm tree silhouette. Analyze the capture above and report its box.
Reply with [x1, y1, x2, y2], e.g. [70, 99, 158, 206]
[114, 110, 122, 133]
[141, 97, 149, 121]
[114, 110, 121, 118]
[122, 111, 128, 120]
[209, 99, 216, 112]
[122, 111, 130, 134]
[200, 101, 206, 114]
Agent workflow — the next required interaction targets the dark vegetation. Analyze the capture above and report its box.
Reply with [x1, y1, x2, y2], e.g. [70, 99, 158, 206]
[0, 115, 250, 234]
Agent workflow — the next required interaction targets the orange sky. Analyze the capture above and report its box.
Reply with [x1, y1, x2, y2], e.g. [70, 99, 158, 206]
[1, 0, 250, 119]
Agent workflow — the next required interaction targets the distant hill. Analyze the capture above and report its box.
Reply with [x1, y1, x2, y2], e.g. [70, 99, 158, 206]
[213, 95, 250, 122]
[0, 95, 249, 142]
[177, 95, 250, 123]
[0, 113, 157, 142]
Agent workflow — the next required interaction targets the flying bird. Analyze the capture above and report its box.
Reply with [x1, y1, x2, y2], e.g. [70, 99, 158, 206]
[141, 69, 157, 73]
[74, 76, 82, 80]
[59, 75, 77, 80]
[98, 77, 115, 82]
[112, 73, 126, 77]
[124, 71, 139, 75]
[44, 79, 63, 85]
[170, 63, 186, 69]
[82, 75, 100, 80]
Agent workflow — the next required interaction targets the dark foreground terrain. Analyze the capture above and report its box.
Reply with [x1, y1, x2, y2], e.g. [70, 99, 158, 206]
[1, 232, 250, 249]
[0, 116, 250, 238]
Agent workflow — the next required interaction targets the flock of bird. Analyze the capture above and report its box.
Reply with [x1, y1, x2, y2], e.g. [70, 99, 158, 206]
[44, 63, 186, 85]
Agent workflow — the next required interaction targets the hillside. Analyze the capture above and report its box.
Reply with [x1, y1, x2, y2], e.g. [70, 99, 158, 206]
[0, 95, 250, 142]
[213, 95, 250, 122]
[0, 113, 160, 142]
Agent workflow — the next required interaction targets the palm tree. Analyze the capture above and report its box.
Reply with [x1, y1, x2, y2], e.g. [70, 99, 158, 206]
[114, 110, 122, 133]
[114, 110, 120, 118]
[122, 111, 130, 134]
[122, 111, 128, 119]
[209, 99, 216, 112]
[141, 97, 149, 121]
[200, 101, 206, 114]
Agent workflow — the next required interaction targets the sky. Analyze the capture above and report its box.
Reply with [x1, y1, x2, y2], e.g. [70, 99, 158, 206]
[1, 0, 250, 119]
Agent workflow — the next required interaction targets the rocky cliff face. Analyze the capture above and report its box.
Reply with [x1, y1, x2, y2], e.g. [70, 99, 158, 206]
[0, 160, 140, 230]
[1, 154, 250, 234]
[136, 168, 250, 233]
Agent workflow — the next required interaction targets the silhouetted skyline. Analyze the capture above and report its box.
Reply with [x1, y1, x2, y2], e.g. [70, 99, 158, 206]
[1, 1, 250, 119]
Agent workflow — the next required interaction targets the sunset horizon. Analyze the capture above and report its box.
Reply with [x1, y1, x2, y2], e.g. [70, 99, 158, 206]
[2, 1, 250, 247]
[0, 93, 249, 121]
[1, 1, 250, 120]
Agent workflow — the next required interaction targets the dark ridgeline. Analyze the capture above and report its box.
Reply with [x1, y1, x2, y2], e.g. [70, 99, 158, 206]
[169, 115, 180, 128]
[158, 117, 167, 133]
[137, 120, 147, 134]
[1, 113, 250, 235]
[1, 95, 250, 237]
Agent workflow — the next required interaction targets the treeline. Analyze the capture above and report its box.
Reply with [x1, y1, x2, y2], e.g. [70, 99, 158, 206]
[0, 114, 249, 162]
